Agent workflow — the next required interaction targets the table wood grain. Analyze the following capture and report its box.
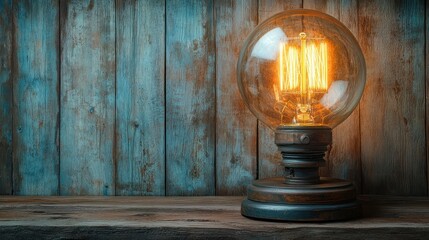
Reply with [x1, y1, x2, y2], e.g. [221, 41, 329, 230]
[0, 196, 428, 239]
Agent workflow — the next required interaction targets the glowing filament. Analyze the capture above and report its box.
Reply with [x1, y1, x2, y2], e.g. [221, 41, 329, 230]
[278, 35, 328, 95]
[279, 44, 300, 92]
[307, 42, 328, 92]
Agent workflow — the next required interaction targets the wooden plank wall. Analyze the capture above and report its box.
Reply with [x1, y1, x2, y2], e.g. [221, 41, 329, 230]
[165, 0, 216, 196]
[359, 0, 426, 195]
[0, 0, 13, 195]
[60, 1, 116, 195]
[0, 0, 427, 196]
[115, 0, 165, 196]
[215, 0, 257, 195]
[13, 0, 59, 195]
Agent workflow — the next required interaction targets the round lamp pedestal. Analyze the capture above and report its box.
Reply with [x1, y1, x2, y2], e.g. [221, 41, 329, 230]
[241, 126, 360, 222]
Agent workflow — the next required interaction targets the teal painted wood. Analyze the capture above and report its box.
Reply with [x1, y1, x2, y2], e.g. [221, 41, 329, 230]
[427, 0, 429, 196]
[215, 0, 257, 195]
[60, 0, 115, 195]
[359, 0, 427, 195]
[0, 0, 12, 195]
[115, 0, 165, 196]
[0, 0, 427, 197]
[13, 0, 59, 195]
[257, 0, 302, 180]
[303, 0, 362, 193]
[166, 0, 215, 195]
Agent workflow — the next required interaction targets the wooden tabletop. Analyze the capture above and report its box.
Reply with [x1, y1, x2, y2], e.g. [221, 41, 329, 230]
[0, 195, 428, 239]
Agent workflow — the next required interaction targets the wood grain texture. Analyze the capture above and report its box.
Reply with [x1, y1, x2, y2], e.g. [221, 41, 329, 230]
[0, 196, 429, 239]
[427, 0, 429, 197]
[303, 0, 362, 193]
[359, 0, 427, 195]
[13, 0, 59, 195]
[60, 0, 115, 195]
[257, 0, 302, 179]
[115, 0, 165, 196]
[166, 0, 215, 195]
[215, 0, 257, 195]
[0, 0, 13, 195]
[0, 0, 428, 197]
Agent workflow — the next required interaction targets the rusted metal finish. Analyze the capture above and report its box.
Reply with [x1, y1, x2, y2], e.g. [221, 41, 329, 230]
[276, 127, 332, 185]
[242, 127, 359, 221]
[247, 177, 356, 204]
[275, 126, 332, 145]
[242, 177, 360, 221]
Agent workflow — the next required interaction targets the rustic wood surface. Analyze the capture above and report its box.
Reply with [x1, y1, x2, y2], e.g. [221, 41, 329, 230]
[0, 196, 428, 239]
[358, 0, 427, 195]
[215, 0, 257, 195]
[303, 0, 362, 193]
[0, 0, 427, 196]
[60, 0, 116, 195]
[165, 0, 216, 195]
[0, 0, 13, 195]
[13, 0, 59, 195]
[115, 0, 165, 196]
[427, 0, 429, 196]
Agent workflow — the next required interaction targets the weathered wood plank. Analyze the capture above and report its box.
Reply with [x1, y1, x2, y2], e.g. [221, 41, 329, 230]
[303, 0, 361, 193]
[257, 0, 302, 179]
[13, 0, 59, 195]
[0, 196, 429, 239]
[115, 0, 165, 196]
[359, 0, 427, 195]
[166, 0, 215, 195]
[0, 0, 13, 195]
[215, 0, 258, 195]
[258, 0, 302, 24]
[60, 0, 115, 195]
[427, 0, 429, 197]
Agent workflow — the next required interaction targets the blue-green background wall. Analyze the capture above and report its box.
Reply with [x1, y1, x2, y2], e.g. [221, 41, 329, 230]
[0, 0, 427, 196]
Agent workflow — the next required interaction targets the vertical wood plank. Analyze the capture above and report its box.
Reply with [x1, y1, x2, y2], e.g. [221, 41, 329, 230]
[257, 0, 302, 179]
[427, 0, 429, 197]
[303, 0, 361, 193]
[215, 0, 258, 195]
[60, 0, 115, 195]
[166, 0, 215, 195]
[359, 0, 427, 195]
[0, 0, 12, 194]
[115, 0, 165, 196]
[13, 0, 59, 195]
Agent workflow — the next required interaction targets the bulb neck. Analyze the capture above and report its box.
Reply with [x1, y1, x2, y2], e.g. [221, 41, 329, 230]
[275, 126, 332, 185]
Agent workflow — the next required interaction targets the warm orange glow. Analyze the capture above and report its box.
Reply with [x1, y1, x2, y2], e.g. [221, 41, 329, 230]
[278, 35, 328, 96]
[307, 42, 328, 92]
[279, 44, 300, 92]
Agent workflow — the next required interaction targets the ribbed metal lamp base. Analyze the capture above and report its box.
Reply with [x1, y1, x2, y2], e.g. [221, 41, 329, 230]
[241, 177, 360, 221]
[241, 126, 360, 221]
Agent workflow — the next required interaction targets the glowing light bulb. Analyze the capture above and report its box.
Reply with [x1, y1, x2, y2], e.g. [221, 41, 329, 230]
[238, 10, 365, 129]
[237, 9, 366, 222]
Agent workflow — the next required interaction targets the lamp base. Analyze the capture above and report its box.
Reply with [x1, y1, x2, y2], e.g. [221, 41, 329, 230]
[241, 177, 360, 221]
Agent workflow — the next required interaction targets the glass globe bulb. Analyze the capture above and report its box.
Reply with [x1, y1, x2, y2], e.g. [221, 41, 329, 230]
[237, 9, 366, 129]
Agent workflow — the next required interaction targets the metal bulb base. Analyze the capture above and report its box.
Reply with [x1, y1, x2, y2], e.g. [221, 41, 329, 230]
[241, 126, 360, 221]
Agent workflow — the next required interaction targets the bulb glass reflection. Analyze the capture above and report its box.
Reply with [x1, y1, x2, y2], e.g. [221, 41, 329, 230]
[237, 9, 366, 129]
